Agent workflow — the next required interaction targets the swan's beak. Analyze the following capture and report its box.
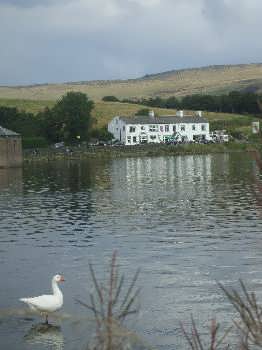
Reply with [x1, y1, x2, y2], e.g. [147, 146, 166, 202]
[60, 276, 65, 282]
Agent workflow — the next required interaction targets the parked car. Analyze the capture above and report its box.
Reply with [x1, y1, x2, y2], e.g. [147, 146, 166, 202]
[97, 141, 107, 146]
[53, 142, 64, 149]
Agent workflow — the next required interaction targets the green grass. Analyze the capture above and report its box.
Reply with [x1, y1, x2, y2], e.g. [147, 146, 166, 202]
[0, 98, 54, 114]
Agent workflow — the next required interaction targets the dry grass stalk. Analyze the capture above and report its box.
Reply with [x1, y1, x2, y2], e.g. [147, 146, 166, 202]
[219, 280, 262, 348]
[180, 316, 231, 350]
[76, 251, 140, 350]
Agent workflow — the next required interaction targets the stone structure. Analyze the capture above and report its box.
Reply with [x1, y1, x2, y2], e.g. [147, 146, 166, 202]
[0, 126, 22, 168]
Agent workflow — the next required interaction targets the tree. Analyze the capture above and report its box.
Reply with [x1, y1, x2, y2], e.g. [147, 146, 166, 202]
[166, 96, 180, 109]
[37, 107, 60, 142]
[50, 92, 94, 142]
[102, 96, 119, 102]
[135, 108, 151, 116]
[0, 106, 40, 137]
[90, 127, 114, 141]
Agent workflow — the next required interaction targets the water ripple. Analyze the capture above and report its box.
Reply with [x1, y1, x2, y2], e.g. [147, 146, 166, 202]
[0, 154, 262, 349]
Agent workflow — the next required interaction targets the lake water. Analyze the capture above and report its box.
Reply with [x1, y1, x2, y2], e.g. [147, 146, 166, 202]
[1, 153, 262, 349]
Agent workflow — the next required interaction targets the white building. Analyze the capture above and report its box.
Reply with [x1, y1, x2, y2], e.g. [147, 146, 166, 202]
[108, 110, 210, 145]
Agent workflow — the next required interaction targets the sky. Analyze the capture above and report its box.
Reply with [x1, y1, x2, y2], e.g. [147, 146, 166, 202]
[0, 0, 261, 85]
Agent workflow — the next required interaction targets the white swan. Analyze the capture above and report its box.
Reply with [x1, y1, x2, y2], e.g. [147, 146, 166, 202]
[20, 274, 65, 324]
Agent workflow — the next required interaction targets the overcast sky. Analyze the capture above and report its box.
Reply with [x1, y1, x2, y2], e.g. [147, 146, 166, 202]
[0, 0, 261, 85]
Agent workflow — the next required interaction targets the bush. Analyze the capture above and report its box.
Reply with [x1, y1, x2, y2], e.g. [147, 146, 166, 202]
[22, 136, 49, 149]
[90, 127, 114, 141]
[102, 96, 119, 102]
[135, 108, 150, 116]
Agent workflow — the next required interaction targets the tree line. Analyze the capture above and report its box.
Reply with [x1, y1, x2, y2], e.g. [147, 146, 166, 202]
[0, 92, 95, 147]
[104, 91, 262, 115]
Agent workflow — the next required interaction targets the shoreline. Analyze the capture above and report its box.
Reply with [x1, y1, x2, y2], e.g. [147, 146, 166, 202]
[22, 142, 257, 162]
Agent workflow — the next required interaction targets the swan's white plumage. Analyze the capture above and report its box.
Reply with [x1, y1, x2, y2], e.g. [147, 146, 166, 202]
[19, 275, 64, 315]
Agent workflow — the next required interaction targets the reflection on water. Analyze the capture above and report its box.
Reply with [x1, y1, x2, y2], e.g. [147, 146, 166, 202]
[22, 159, 111, 193]
[0, 167, 23, 192]
[0, 154, 262, 349]
[24, 323, 64, 350]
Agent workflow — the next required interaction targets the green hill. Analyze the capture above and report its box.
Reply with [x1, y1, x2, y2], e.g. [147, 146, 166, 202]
[0, 63, 262, 101]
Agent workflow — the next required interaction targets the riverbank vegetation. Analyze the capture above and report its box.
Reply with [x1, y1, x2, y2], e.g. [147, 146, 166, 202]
[0, 92, 261, 154]
[77, 252, 142, 350]
[0, 92, 261, 149]
[0, 92, 94, 147]
[22, 142, 262, 164]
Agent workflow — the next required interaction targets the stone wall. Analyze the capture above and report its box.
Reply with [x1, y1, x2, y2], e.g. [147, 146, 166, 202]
[0, 137, 22, 168]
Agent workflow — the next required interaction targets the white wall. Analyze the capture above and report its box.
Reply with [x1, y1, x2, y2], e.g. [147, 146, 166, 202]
[108, 116, 126, 142]
[108, 118, 210, 145]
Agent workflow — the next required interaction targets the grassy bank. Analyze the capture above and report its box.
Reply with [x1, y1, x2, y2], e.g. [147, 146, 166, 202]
[23, 142, 257, 163]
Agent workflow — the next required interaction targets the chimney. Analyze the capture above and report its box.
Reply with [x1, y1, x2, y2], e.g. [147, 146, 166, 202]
[176, 110, 184, 118]
[148, 110, 155, 118]
[196, 111, 202, 117]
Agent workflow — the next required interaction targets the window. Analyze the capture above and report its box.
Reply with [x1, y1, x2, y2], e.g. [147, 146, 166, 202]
[123, 126, 125, 131]
[181, 125, 185, 131]
[129, 126, 136, 133]
[160, 125, 164, 132]
[149, 125, 158, 132]
[201, 124, 206, 131]
[141, 125, 145, 131]
[127, 136, 131, 143]
[150, 135, 157, 140]
[173, 125, 176, 132]
[133, 136, 137, 143]
[192, 125, 196, 131]
[165, 125, 169, 132]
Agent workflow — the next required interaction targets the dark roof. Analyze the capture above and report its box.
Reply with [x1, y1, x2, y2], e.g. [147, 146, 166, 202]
[0, 126, 20, 137]
[119, 115, 208, 125]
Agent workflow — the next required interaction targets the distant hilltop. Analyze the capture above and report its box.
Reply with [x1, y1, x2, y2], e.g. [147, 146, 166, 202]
[0, 63, 262, 101]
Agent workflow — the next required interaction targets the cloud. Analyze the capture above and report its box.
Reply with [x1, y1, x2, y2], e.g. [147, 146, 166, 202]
[0, 0, 68, 8]
[0, 0, 262, 85]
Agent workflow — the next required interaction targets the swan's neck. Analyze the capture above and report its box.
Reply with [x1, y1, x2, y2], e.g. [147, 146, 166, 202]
[52, 280, 63, 299]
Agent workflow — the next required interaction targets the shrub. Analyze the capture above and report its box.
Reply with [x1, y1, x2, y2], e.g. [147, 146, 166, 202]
[135, 108, 150, 116]
[22, 136, 49, 149]
[76, 252, 140, 350]
[102, 96, 119, 102]
[90, 127, 114, 141]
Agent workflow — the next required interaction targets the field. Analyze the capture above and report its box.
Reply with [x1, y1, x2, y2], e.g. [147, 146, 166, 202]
[0, 64, 262, 101]
[0, 98, 54, 114]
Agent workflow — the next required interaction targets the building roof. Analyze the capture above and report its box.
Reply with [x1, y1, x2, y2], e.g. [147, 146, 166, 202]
[119, 115, 208, 125]
[0, 126, 20, 137]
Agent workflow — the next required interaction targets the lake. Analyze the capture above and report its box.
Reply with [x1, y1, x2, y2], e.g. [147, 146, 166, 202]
[0, 153, 262, 349]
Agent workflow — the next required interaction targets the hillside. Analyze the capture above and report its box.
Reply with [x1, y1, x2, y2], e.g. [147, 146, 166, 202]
[0, 64, 262, 101]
